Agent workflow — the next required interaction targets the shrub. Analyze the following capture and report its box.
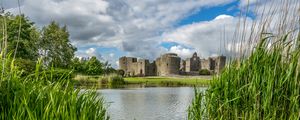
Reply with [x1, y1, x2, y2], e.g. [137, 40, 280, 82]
[14, 58, 36, 76]
[199, 69, 211, 75]
[107, 74, 125, 88]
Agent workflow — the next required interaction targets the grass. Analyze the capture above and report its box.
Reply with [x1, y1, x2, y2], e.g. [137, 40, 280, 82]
[0, 58, 110, 119]
[189, 34, 300, 119]
[74, 75, 211, 87]
[188, 1, 300, 120]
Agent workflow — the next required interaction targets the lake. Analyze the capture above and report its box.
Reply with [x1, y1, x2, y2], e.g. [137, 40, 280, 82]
[98, 87, 207, 120]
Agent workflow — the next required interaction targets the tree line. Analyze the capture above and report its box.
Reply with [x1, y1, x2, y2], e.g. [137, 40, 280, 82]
[0, 13, 115, 75]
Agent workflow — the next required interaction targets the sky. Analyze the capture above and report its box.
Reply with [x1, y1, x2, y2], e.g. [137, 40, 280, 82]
[1, 0, 299, 68]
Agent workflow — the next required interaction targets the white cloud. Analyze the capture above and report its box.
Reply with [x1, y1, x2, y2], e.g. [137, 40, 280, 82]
[163, 14, 254, 57]
[77, 47, 102, 59]
[115, 61, 119, 68]
[169, 45, 195, 59]
[85, 48, 96, 56]
[109, 53, 114, 57]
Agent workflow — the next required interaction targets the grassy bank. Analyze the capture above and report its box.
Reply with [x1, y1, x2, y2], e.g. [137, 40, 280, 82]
[124, 77, 211, 86]
[74, 74, 126, 88]
[73, 75, 211, 88]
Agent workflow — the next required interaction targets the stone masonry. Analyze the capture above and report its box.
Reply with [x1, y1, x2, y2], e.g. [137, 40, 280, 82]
[119, 52, 226, 76]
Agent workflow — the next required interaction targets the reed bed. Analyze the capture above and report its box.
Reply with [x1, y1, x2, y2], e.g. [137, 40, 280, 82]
[188, 1, 300, 120]
[0, 57, 110, 119]
[189, 33, 300, 119]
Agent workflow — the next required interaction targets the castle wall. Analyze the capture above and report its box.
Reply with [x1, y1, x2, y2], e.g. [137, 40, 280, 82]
[185, 52, 200, 72]
[200, 59, 212, 70]
[119, 53, 226, 76]
[119, 57, 127, 71]
[156, 53, 181, 76]
[136, 59, 150, 76]
[214, 56, 226, 74]
[185, 60, 191, 72]
[180, 60, 186, 73]
[119, 57, 138, 76]
[147, 62, 157, 76]
[119, 57, 157, 76]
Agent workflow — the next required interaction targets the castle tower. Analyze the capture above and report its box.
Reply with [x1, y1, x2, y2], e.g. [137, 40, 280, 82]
[185, 52, 200, 72]
[156, 53, 181, 76]
[119, 57, 137, 76]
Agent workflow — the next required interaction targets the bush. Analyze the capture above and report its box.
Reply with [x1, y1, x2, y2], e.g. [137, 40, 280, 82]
[199, 69, 211, 75]
[14, 58, 36, 76]
[107, 74, 125, 88]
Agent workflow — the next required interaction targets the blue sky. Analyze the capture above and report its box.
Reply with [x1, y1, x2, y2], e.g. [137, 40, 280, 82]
[178, 1, 240, 26]
[6, 0, 286, 68]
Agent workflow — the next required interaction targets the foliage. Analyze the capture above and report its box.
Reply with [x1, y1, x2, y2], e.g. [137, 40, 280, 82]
[188, 34, 300, 120]
[71, 57, 85, 72]
[42, 68, 74, 82]
[14, 58, 36, 75]
[188, 90, 206, 120]
[0, 14, 39, 60]
[71, 56, 116, 75]
[198, 69, 211, 75]
[0, 56, 109, 119]
[1, 11, 109, 120]
[107, 74, 125, 88]
[188, 2, 300, 119]
[0, 13, 79, 75]
[103, 61, 117, 74]
[40, 21, 76, 68]
[85, 56, 103, 75]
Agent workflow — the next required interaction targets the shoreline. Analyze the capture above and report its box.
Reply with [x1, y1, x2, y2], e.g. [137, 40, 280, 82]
[73, 75, 212, 89]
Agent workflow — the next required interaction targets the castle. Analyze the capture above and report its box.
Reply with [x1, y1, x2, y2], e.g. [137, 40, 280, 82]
[119, 52, 226, 76]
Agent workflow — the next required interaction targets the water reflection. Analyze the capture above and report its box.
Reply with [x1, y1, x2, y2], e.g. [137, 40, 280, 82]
[98, 87, 206, 120]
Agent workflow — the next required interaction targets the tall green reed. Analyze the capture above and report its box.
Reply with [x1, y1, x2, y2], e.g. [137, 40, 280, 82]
[188, 1, 300, 120]
[0, 55, 110, 120]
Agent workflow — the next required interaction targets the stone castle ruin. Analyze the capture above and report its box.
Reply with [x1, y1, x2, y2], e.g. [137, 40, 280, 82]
[119, 52, 226, 76]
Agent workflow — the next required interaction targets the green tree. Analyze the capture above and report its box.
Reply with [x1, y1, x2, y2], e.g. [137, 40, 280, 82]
[103, 61, 116, 74]
[85, 56, 103, 75]
[0, 13, 40, 74]
[40, 21, 76, 68]
[71, 57, 85, 73]
[0, 13, 39, 60]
